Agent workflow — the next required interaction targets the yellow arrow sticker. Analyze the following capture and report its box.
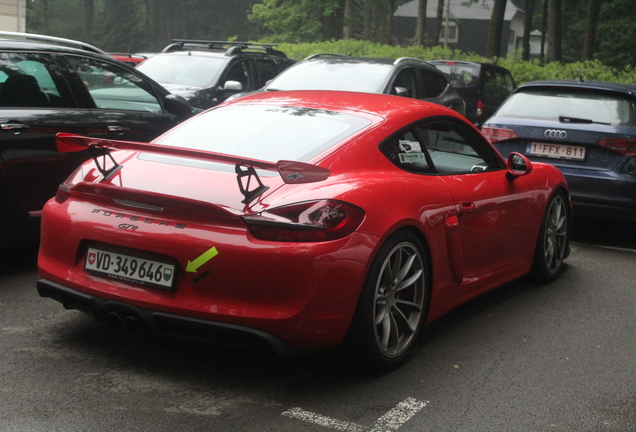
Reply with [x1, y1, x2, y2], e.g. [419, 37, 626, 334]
[186, 246, 218, 273]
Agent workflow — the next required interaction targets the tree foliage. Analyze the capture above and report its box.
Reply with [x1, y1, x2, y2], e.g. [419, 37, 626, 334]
[23, 0, 636, 69]
[26, 0, 262, 52]
[595, 0, 636, 67]
[248, 0, 341, 42]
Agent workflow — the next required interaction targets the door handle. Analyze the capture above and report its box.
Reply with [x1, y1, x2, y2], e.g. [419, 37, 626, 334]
[107, 125, 130, 135]
[1, 123, 30, 134]
[459, 201, 475, 215]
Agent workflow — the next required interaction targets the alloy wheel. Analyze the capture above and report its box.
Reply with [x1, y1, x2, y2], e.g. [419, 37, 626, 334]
[543, 195, 568, 273]
[373, 241, 426, 358]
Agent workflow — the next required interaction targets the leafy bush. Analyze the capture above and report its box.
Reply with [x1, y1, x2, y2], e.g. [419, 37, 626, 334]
[270, 40, 636, 86]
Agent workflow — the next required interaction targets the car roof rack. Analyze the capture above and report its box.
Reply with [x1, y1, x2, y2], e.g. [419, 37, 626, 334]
[162, 39, 287, 57]
[304, 53, 348, 60]
[0, 31, 108, 56]
[394, 57, 426, 65]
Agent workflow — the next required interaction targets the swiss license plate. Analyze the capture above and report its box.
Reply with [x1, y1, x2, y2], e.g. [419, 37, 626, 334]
[527, 142, 586, 161]
[84, 247, 176, 290]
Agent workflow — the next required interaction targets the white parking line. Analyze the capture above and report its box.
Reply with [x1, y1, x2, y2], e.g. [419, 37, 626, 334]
[370, 398, 428, 431]
[282, 407, 367, 432]
[282, 397, 428, 431]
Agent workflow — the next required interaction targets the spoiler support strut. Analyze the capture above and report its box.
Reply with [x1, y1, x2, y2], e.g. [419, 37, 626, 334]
[235, 164, 269, 204]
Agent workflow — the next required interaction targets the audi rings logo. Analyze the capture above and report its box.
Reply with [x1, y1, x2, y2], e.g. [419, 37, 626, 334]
[544, 129, 568, 139]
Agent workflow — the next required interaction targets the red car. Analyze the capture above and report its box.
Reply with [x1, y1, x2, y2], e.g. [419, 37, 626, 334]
[37, 91, 571, 370]
[109, 53, 149, 67]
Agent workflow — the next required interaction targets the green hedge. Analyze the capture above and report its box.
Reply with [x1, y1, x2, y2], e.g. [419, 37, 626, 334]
[271, 39, 636, 86]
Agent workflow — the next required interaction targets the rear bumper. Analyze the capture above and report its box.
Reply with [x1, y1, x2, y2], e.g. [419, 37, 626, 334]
[562, 169, 636, 221]
[37, 279, 305, 357]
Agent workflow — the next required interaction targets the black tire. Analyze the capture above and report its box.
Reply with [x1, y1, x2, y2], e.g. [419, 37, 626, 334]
[341, 230, 428, 371]
[530, 190, 570, 282]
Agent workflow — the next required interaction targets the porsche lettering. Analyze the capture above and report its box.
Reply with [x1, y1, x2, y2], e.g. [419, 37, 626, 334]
[92, 209, 186, 229]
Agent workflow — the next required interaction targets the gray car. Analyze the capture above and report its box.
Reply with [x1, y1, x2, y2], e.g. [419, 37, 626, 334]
[136, 40, 295, 110]
[231, 54, 466, 115]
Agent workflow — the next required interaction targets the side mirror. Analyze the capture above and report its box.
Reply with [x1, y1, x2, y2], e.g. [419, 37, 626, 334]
[506, 152, 533, 180]
[221, 80, 243, 92]
[164, 94, 194, 121]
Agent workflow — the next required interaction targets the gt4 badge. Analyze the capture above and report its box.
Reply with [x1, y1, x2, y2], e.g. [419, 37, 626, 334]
[118, 224, 139, 231]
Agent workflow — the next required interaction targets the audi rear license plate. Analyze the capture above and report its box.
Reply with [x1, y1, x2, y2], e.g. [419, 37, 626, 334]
[527, 142, 586, 161]
[84, 246, 176, 290]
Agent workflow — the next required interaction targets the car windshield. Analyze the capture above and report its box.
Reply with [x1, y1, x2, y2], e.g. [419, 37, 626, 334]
[154, 104, 374, 162]
[137, 54, 226, 88]
[267, 61, 392, 93]
[497, 88, 636, 126]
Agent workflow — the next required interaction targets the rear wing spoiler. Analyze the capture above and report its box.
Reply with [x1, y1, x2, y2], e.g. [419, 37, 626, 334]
[56, 133, 330, 204]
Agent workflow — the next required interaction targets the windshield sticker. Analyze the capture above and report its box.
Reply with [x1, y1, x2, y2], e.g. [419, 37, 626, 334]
[399, 140, 421, 152]
[399, 152, 425, 163]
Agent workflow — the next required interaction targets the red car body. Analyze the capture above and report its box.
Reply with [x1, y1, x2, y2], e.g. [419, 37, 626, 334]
[37, 91, 571, 369]
[109, 53, 148, 67]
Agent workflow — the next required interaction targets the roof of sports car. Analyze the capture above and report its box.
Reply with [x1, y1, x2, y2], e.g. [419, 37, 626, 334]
[224, 89, 462, 122]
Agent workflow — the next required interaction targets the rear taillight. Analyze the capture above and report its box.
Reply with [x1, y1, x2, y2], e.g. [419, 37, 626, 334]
[596, 137, 636, 157]
[481, 126, 517, 143]
[242, 199, 365, 242]
[54, 166, 87, 203]
[54, 182, 72, 203]
[476, 101, 484, 117]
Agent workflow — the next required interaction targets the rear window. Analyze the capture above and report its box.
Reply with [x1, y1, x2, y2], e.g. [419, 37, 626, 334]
[154, 104, 373, 162]
[137, 54, 226, 88]
[496, 88, 636, 126]
[432, 63, 479, 88]
[268, 61, 392, 93]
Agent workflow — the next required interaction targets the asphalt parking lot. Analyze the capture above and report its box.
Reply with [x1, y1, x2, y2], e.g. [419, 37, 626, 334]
[1, 216, 635, 432]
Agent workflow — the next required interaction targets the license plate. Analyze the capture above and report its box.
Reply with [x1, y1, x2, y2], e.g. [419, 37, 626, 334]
[527, 142, 586, 161]
[84, 247, 176, 290]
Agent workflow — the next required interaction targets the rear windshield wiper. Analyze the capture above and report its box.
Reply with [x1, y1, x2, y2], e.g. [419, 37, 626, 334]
[559, 116, 610, 125]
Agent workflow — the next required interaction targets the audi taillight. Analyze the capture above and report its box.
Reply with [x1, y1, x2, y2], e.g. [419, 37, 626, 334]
[242, 199, 365, 242]
[481, 126, 517, 143]
[596, 137, 636, 157]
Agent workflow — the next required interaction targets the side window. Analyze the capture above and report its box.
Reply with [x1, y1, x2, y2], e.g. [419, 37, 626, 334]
[65, 55, 162, 112]
[484, 69, 513, 108]
[419, 69, 447, 98]
[0, 52, 74, 108]
[452, 65, 478, 88]
[415, 118, 504, 175]
[223, 60, 250, 90]
[380, 130, 434, 174]
[391, 68, 418, 98]
[254, 59, 279, 88]
[503, 71, 515, 92]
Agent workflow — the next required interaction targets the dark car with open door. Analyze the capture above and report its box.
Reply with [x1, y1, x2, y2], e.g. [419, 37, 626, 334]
[0, 32, 194, 250]
[428, 60, 515, 128]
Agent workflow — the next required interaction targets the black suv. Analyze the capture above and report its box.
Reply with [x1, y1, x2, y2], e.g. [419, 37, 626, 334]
[0, 32, 194, 249]
[428, 60, 515, 128]
[136, 40, 295, 110]
[233, 54, 465, 115]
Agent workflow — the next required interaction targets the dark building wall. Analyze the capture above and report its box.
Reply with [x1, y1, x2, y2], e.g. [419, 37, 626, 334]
[394, 17, 512, 57]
